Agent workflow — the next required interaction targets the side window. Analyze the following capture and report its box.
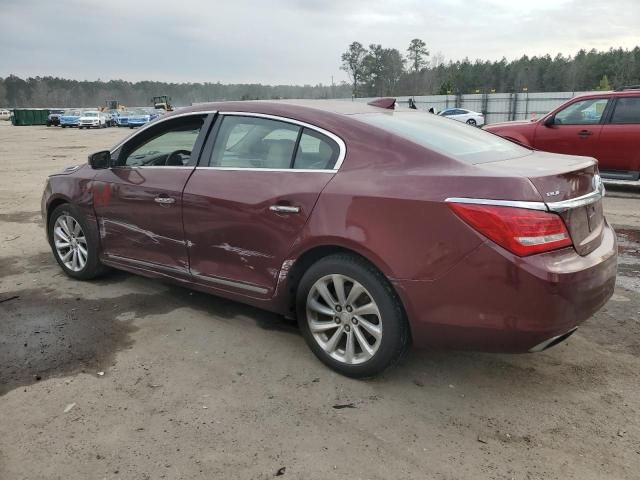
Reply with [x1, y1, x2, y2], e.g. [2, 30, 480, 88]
[121, 116, 204, 167]
[610, 97, 640, 124]
[554, 98, 609, 125]
[293, 128, 340, 170]
[210, 116, 300, 169]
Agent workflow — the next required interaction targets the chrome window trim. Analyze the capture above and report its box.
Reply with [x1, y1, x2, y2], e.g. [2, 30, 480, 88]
[444, 197, 548, 211]
[219, 111, 347, 171]
[110, 165, 194, 170]
[195, 166, 334, 173]
[109, 110, 218, 155]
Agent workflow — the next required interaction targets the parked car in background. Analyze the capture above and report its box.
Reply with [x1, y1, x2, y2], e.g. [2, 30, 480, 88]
[485, 87, 640, 182]
[0, 108, 12, 121]
[106, 110, 120, 127]
[46, 109, 65, 127]
[126, 108, 162, 128]
[78, 111, 108, 129]
[438, 108, 485, 126]
[60, 109, 82, 128]
[41, 99, 617, 377]
[115, 111, 131, 127]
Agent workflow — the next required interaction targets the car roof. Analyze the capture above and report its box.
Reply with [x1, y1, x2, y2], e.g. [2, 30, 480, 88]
[173, 99, 414, 118]
[574, 89, 640, 100]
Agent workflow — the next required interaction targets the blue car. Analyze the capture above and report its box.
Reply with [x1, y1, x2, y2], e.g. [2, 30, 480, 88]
[115, 111, 133, 127]
[59, 109, 82, 128]
[126, 108, 164, 128]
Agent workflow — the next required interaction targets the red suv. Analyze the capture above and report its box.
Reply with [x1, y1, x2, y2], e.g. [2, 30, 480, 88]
[485, 87, 640, 181]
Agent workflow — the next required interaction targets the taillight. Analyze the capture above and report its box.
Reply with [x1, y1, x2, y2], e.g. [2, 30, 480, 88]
[448, 203, 572, 256]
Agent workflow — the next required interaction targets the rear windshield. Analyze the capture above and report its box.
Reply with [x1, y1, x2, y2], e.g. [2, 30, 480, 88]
[355, 111, 531, 164]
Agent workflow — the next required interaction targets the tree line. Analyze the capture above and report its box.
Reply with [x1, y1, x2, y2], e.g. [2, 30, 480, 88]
[341, 41, 640, 97]
[1, 43, 639, 108]
[0, 76, 352, 108]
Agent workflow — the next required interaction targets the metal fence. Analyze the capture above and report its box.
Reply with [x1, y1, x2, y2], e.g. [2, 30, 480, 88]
[353, 91, 594, 125]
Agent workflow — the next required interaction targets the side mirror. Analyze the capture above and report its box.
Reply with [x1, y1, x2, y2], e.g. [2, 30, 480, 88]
[543, 116, 555, 127]
[88, 150, 111, 169]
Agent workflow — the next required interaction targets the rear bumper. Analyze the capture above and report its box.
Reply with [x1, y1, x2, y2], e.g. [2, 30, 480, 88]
[394, 221, 617, 352]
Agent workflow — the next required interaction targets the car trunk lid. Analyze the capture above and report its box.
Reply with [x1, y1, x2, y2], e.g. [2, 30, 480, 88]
[481, 152, 605, 256]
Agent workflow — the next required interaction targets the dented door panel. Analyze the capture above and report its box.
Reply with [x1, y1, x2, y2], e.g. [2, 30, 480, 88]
[93, 167, 194, 272]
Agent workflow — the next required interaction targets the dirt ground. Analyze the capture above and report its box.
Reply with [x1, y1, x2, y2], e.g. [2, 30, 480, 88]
[1, 121, 639, 480]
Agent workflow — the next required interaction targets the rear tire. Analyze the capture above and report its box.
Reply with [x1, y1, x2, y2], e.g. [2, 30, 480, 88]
[296, 253, 409, 378]
[48, 204, 107, 280]
[466, 119, 477, 126]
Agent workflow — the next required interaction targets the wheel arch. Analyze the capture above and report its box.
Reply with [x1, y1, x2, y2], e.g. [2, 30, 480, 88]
[46, 195, 72, 230]
[281, 242, 410, 341]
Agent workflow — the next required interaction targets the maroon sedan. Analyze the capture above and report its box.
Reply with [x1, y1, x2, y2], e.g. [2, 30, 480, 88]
[41, 99, 617, 377]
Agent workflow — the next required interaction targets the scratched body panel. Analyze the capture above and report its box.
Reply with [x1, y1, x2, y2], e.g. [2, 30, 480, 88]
[92, 168, 193, 272]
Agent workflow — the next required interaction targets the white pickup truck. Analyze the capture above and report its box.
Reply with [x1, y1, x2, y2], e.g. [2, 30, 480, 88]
[78, 111, 108, 129]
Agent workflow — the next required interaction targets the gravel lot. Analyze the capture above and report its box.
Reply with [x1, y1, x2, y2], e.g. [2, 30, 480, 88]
[1, 122, 639, 479]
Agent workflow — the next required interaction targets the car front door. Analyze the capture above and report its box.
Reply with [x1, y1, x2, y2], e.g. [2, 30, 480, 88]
[533, 97, 609, 157]
[93, 113, 212, 275]
[595, 96, 640, 175]
[182, 113, 343, 297]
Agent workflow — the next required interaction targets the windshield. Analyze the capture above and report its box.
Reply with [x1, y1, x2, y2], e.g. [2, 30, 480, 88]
[84, 112, 98, 117]
[355, 111, 531, 164]
[64, 110, 81, 116]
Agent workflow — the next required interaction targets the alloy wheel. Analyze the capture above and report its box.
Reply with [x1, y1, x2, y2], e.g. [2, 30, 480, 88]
[306, 274, 383, 365]
[53, 214, 88, 272]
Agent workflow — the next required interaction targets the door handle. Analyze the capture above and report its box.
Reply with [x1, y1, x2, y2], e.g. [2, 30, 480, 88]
[577, 130, 593, 137]
[269, 205, 300, 214]
[154, 196, 176, 205]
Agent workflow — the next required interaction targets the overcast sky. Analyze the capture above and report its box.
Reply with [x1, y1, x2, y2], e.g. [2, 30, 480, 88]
[1, 0, 638, 85]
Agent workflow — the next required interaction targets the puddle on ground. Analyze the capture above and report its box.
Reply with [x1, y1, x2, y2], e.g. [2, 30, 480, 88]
[0, 252, 55, 276]
[616, 228, 640, 280]
[0, 288, 142, 396]
[0, 275, 298, 396]
[0, 211, 41, 224]
[617, 228, 640, 257]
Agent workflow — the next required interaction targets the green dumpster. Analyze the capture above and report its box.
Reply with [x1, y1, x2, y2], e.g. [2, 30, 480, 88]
[11, 109, 50, 126]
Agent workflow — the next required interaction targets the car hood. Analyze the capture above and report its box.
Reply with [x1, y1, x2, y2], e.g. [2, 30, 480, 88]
[485, 119, 538, 129]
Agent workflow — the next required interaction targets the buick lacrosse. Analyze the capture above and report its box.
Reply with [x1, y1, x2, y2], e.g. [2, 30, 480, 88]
[42, 99, 617, 377]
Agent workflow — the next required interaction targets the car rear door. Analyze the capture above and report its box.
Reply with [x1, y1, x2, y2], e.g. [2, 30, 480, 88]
[93, 112, 213, 275]
[533, 97, 609, 157]
[595, 96, 640, 176]
[182, 113, 344, 297]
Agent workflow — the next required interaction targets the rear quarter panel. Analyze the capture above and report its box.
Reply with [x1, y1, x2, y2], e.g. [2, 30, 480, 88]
[285, 133, 542, 282]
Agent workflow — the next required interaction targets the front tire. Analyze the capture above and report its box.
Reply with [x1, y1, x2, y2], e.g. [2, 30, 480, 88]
[48, 204, 106, 280]
[466, 118, 477, 126]
[296, 253, 409, 378]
